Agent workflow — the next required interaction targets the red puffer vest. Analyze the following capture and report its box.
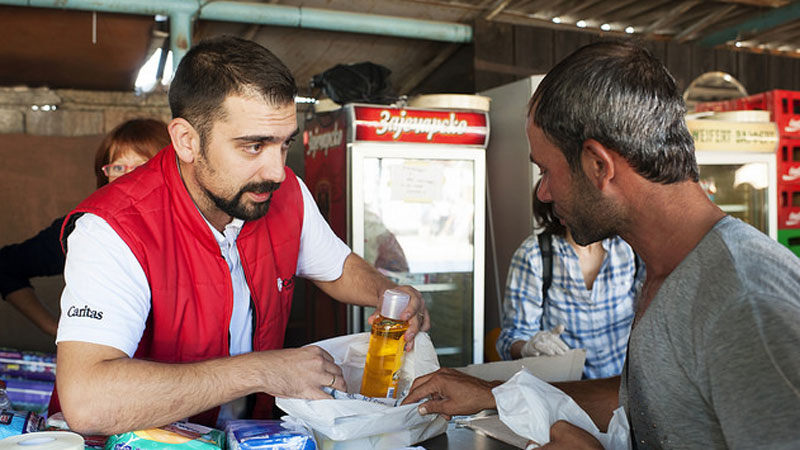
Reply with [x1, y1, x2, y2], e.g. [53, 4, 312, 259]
[51, 145, 303, 426]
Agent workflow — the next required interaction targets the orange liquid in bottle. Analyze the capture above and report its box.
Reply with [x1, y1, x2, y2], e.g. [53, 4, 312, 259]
[360, 315, 409, 398]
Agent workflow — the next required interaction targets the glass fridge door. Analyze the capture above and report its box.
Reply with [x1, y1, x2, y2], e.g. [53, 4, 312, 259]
[696, 151, 777, 239]
[350, 144, 485, 366]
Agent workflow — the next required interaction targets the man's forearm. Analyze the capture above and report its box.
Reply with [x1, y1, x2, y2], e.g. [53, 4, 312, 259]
[552, 376, 620, 432]
[57, 343, 338, 436]
[313, 253, 394, 307]
[58, 346, 266, 435]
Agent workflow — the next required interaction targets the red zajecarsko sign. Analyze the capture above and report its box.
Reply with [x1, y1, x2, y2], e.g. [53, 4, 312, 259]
[352, 105, 488, 146]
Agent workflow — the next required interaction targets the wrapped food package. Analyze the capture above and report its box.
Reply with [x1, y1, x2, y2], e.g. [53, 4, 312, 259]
[103, 421, 224, 450]
[226, 420, 316, 450]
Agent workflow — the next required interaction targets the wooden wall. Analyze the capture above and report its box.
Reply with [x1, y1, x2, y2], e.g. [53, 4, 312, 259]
[471, 20, 800, 95]
[0, 134, 102, 353]
[416, 20, 800, 96]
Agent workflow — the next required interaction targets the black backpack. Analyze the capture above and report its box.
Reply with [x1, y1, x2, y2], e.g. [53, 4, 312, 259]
[310, 62, 396, 105]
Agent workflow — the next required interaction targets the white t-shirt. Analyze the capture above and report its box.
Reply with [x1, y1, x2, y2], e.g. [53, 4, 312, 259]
[57, 177, 351, 357]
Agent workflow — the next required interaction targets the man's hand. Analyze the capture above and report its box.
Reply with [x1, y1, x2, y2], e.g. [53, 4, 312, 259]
[264, 345, 346, 399]
[368, 285, 429, 351]
[400, 368, 499, 420]
[313, 253, 429, 351]
[522, 324, 569, 357]
[540, 420, 603, 449]
[56, 342, 347, 435]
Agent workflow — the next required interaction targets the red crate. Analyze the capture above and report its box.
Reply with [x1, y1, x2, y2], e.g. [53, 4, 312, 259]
[778, 138, 800, 185]
[779, 183, 800, 229]
[695, 100, 730, 113]
[764, 90, 800, 138]
[737, 93, 768, 111]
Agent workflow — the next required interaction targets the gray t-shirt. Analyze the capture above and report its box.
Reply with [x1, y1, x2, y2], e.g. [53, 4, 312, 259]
[620, 216, 800, 449]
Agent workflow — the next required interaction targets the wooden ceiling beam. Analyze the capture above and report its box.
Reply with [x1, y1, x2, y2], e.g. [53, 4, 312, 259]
[531, 0, 575, 17]
[509, 0, 538, 12]
[712, 0, 789, 7]
[699, 0, 800, 46]
[397, 43, 462, 94]
[675, 4, 739, 42]
[607, 0, 674, 24]
[643, 0, 701, 35]
[749, 24, 800, 48]
[745, 19, 800, 42]
[564, 0, 641, 22]
[485, 0, 514, 20]
[560, 0, 607, 19]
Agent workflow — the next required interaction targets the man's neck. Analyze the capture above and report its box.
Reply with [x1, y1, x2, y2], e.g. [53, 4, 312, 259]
[621, 180, 725, 280]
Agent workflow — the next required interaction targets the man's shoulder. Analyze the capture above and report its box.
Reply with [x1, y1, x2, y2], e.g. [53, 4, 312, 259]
[710, 217, 799, 273]
[687, 216, 800, 306]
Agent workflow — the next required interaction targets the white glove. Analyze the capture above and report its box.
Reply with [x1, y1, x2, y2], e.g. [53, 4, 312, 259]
[521, 324, 569, 357]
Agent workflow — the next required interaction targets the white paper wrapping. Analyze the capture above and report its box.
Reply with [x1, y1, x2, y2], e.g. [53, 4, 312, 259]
[276, 332, 447, 449]
[493, 369, 631, 450]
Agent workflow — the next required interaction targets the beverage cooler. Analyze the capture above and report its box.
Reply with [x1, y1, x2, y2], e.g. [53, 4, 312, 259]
[303, 97, 489, 366]
[687, 111, 779, 239]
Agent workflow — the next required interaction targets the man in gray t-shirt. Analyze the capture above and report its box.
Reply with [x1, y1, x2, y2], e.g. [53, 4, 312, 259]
[622, 216, 800, 448]
[399, 40, 800, 450]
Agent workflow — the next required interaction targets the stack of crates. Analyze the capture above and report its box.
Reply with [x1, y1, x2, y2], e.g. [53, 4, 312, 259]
[696, 90, 800, 257]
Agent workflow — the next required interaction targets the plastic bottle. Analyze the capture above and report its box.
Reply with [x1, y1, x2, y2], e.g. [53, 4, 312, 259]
[360, 289, 410, 399]
[0, 380, 11, 410]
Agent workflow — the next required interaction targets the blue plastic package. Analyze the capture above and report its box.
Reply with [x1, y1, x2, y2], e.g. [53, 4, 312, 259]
[226, 420, 315, 450]
[0, 409, 45, 440]
[4, 378, 54, 414]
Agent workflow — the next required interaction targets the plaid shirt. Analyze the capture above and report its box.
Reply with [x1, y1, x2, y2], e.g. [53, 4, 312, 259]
[497, 233, 642, 379]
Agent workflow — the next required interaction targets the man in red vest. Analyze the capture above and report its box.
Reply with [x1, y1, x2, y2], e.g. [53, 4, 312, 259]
[53, 36, 429, 435]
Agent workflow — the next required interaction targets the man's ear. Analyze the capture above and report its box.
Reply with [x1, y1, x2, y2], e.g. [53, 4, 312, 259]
[168, 118, 200, 164]
[581, 139, 616, 190]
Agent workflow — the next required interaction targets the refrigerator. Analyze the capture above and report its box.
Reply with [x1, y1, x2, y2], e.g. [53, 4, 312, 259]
[480, 75, 545, 342]
[687, 115, 779, 239]
[303, 100, 489, 366]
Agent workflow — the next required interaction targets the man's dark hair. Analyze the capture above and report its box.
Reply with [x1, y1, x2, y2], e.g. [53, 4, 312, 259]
[168, 35, 298, 143]
[528, 40, 698, 183]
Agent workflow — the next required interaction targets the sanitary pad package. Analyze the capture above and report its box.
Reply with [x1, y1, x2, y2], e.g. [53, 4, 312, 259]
[226, 420, 316, 450]
[104, 421, 224, 450]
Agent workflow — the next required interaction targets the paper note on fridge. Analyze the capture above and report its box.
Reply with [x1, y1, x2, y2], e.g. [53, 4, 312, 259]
[456, 349, 586, 383]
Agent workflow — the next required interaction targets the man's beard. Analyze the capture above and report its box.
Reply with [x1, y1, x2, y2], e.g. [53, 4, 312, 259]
[203, 181, 281, 221]
[565, 174, 620, 246]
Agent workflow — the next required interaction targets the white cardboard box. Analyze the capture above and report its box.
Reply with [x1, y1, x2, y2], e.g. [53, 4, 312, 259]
[456, 348, 586, 383]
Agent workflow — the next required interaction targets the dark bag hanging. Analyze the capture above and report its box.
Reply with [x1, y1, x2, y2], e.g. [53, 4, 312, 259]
[537, 232, 640, 308]
[310, 62, 396, 105]
[538, 232, 553, 299]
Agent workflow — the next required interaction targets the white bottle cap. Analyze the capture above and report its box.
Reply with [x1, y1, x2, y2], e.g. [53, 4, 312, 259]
[380, 289, 410, 320]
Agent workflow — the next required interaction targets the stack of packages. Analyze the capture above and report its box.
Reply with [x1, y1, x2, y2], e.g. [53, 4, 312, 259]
[696, 89, 800, 257]
[43, 417, 316, 450]
[0, 348, 53, 441]
[0, 350, 316, 449]
[0, 348, 56, 414]
[0, 380, 46, 440]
